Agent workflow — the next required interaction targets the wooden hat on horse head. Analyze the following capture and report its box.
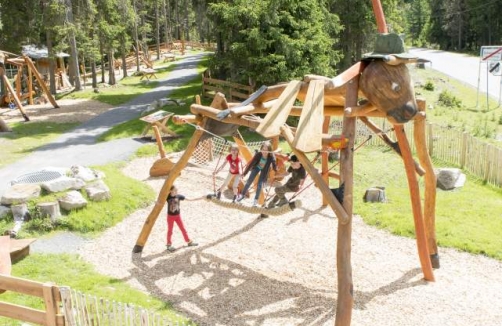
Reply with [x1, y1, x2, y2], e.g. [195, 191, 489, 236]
[359, 33, 428, 125]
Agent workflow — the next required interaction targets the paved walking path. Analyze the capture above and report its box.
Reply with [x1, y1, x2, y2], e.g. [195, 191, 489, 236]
[0, 52, 207, 197]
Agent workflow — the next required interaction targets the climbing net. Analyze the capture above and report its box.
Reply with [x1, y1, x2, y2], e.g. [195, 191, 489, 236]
[190, 136, 264, 170]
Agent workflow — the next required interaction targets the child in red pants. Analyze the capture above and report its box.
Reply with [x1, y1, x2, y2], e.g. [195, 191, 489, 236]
[166, 185, 203, 252]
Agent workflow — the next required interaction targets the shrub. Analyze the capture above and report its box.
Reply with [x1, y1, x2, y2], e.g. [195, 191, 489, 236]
[438, 90, 462, 108]
[423, 80, 435, 91]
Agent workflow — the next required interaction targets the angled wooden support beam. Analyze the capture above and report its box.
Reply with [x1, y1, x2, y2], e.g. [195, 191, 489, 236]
[414, 99, 439, 269]
[23, 56, 59, 109]
[2, 75, 29, 121]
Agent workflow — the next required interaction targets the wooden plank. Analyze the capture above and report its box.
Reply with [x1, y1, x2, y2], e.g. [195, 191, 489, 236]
[0, 274, 45, 297]
[292, 80, 324, 152]
[9, 238, 36, 263]
[0, 301, 47, 325]
[256, 80, 301, 138]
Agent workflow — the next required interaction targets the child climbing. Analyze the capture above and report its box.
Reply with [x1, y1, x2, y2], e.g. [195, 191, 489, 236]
[166, 185, 203, 252]
[236, 141, 277, 206]
[268, 154, 307, 208]
[215, 144, 242, 202]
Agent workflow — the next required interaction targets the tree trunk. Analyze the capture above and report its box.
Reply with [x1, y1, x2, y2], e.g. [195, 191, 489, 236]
[155, 0, 161, 60]
[46, 29, 57, 95]
[108, 49, 116, 85]
[37, 202, 61, 223]
[65, 0, 82, 90]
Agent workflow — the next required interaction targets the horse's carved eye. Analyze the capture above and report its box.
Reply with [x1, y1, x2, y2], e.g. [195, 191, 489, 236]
[392, 82, 401, 92]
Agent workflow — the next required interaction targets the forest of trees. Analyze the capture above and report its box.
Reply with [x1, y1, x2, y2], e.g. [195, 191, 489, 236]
[0, 0, 501, 90]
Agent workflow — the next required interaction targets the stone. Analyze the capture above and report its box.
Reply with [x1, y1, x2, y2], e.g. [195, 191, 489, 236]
[58, 190, 88, 211]
[436, 168, 465, 190]
[363, 186, 386, 203]
[69, 165, 102, 182]
[1, 184, 41, 205]
[41, 176, 86, 193]
[84, 180, 111, 202]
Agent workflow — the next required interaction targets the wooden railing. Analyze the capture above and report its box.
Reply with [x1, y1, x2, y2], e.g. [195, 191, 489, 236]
[202, 72, 254, 102]
[0, 274, 64, 326]
[0, 275, 188, 325]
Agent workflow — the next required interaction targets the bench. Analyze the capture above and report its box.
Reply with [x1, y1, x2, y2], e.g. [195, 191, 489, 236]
[163, 54, 176, 62]
[139, 110, 179, 138]
[140, 68, 158, 81]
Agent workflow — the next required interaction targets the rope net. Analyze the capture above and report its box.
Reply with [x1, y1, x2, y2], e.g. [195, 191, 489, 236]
[190, 136, 264, 170]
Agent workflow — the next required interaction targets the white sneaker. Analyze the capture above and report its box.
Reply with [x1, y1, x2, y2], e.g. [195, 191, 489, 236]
[236, 194, 244, 202]
[252, 199, 258, 207]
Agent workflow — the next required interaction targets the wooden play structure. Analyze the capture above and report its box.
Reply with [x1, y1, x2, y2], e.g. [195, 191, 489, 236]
[133, 1, 438, 325]
[0, 50, 59, 122]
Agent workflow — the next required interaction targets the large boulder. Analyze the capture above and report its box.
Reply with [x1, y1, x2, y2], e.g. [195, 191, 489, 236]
[84, 180, 111, 202]
[41, 176, 86, 193]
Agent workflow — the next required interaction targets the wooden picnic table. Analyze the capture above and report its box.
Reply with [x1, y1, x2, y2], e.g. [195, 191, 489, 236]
[139, 110, 179, 138]
[140, 68, 158, 81]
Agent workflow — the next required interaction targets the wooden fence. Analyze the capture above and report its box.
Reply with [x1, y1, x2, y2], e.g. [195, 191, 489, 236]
[0, 275, 188, 325]
[347, 118, 502, 188]
[201, 72, 254, 102]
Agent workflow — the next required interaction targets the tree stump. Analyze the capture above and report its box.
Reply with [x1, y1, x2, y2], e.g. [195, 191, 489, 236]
[37, 202, 61, 223]
[0, 118, 11, 132]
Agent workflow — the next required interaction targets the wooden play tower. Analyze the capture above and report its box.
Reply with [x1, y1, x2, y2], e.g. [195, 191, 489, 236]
[133, 1, 439, 325]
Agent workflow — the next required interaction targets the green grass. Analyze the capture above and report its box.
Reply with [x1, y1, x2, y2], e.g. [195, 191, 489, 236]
[0, 254, 194, 326]
[352, 146, 502, 260]
[0, 121, 79, 168]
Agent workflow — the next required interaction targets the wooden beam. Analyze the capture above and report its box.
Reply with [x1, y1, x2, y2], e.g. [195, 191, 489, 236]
[23, 56, 59, 109]
[2, 75, 29, 121]
[256, 80, 301, 137]
[0, 236, 11, 294]
[293, 80, 324, 152]
[414, 99, 439, 268]
[394, 124, 435, 281]
[335, 76, 358, 326]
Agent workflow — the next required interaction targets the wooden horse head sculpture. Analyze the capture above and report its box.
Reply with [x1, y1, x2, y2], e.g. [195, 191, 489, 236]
[360, 33, 426, 124]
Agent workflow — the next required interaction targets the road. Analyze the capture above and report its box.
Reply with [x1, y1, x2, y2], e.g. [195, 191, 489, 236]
[409, 47, 502, 105]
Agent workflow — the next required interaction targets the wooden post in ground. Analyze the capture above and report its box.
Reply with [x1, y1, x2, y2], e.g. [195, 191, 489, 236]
[414, 99, 439, 268]
[2, 75, 29, 121]
[394, 124, 435, 281]
[334, 76, 358, 326]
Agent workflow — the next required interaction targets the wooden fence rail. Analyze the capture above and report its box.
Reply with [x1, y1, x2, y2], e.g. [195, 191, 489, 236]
[201, 73, 254, 102]
[0, 275, 187, 325]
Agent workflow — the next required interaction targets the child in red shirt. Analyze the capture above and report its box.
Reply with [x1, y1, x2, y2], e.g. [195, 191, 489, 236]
[215, 144, 242, 202]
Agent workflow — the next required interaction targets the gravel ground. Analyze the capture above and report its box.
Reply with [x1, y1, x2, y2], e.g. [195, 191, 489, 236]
[78, 156, 502, 326]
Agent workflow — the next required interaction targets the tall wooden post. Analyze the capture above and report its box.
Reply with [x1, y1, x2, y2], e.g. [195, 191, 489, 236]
[321, 116, 331, 206]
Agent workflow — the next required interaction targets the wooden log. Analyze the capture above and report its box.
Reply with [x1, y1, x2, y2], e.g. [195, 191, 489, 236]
[2, 75, 29, 121]
[321, 116, 331, 206]
[335, 75, 358, 326]
[394, 124, 435, 281]
[172, 114, 200, 125]
[24, 56, 59, 109]
[414, 100, 439, 268]
[36, 202, 61, 223]
[256, 80, 301, 138]
[344, 103, 377, 117]
[190, 104, 261, 130]
[281, 125, 349, 224]
[293, 80, 324, 152]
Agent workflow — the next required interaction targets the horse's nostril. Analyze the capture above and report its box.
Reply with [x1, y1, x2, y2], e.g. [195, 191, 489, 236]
[387, 102, 418, 124]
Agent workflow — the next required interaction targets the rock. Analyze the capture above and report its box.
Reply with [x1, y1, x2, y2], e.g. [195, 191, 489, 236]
[436, 168, 466, 190]
[69, 165, 102, 182]
[1, 184, 41, 205]
[11, 203, 31, 221]
[84, 180, 111, 202]
[58, 190, 88, 211]
[363, 186, 386, 203]
[41, 176, 86, 193]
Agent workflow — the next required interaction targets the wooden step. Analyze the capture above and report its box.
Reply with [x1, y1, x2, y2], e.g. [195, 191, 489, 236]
[9, 238, 37, 264]
[293, 80, 325, 152]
